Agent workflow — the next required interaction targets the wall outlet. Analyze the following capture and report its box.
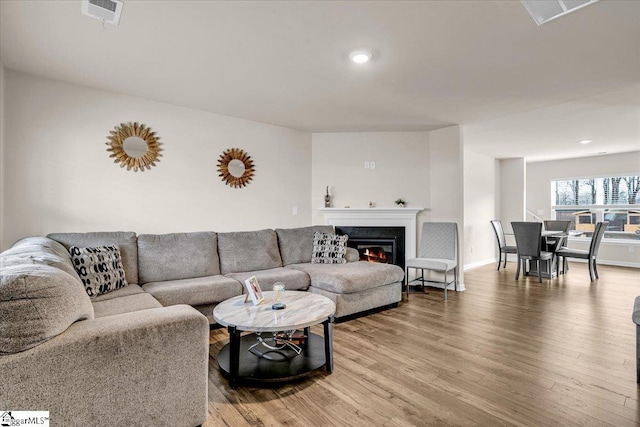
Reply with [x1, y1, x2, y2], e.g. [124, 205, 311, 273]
[470, 246, 473, 253]
[292, 207, 298, 216]
[370, 161, 376, 169]
[629, 246, 635, 253]
[364, 161, 370, 169]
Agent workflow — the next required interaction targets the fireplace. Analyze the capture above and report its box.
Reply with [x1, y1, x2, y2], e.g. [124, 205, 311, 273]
[335, 226, 405, 271]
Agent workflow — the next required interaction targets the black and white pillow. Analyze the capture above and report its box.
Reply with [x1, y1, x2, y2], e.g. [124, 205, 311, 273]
[70, 245, 128, 297]
[311, 232, 348, 264]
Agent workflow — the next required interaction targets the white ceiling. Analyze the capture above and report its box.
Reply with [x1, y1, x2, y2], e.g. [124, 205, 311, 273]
[1, 0, 639, 162]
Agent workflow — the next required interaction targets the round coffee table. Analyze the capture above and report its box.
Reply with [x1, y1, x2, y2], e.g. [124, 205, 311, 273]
[213, 291, 336, 387]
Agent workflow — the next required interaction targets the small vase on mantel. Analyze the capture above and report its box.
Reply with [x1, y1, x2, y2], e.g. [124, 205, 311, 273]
[324, 186, 331, 208]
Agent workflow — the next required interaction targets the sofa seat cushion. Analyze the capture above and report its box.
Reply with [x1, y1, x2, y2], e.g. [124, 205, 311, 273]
[47, 232, 139, 285]
[92, 284, 146, 302]
[0, 264, 94, 354]
[142, 275, 242, 307]
[287, 261, 404, 294]
[225, 267, 310, 291]
[218, 229, 282, 274]
[275, 225, 334, 266]
[93, 293, 163, 318]
[1, 237, 81, 281]
[406, 258, 457, 271]
[137, 232, 220, 284]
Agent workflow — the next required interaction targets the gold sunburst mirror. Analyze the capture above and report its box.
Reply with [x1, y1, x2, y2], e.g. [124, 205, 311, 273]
[217, 148, 255, 188]
[105, 122, 163, 172]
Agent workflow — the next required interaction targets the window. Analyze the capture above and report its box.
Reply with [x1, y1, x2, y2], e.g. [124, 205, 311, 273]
[551, 175, 640, 241]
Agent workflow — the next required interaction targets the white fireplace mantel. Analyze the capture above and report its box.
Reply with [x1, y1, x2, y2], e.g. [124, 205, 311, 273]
[319, 207, 425, 261]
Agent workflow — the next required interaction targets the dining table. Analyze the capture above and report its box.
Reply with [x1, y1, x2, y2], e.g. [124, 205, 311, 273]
[505, 229, 584, 279]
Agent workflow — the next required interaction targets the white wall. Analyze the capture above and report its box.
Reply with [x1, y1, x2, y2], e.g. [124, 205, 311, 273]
[464, 149, 499, 269]
[1, 71, 312, 250]
[312, 127, 465, 288]
[499, 158, 526, 233]
[527, 152, 640, 267]
[311, 131, 431, 225]
[428, 125, 465, 286]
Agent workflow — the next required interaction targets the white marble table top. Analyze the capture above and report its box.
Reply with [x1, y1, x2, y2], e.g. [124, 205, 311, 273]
[213, 291, 336, 332]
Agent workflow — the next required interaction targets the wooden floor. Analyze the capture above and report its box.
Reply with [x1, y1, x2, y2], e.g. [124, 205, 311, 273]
[205, 262, 639, 426]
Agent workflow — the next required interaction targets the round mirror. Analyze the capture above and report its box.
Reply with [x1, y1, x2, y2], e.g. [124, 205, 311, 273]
[217, 148, 255, 188]
[122, 136, 148, 158]
[105, 122, 163, 172]
[228, 159, 246, 177]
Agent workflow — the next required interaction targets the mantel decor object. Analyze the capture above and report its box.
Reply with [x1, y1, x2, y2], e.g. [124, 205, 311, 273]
[324, 186, 331, 208]
[217, 148, 255, 188]
[395, 198, 407, 208]
[105, 122, 163, 172]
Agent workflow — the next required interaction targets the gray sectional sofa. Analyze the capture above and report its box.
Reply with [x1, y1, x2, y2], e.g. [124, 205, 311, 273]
[0, 225, 403, 427]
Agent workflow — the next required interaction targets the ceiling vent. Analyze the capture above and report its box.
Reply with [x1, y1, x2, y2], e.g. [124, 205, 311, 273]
[81, 0, 124, 26]
[521, 0, 599, 25]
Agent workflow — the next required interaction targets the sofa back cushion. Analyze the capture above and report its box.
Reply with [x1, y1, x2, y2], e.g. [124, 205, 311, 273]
[137, 232, 220, 283]
[47, 232, 139, 284]
[275, 225, 334, 266]
[0, 237, 81, 281]
[217, 229, 282, 274]
[0, 264, 94, 354]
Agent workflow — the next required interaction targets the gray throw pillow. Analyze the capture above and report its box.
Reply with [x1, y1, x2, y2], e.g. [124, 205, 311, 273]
[311, 232, 348, 264]
[70, 246, 128, 297]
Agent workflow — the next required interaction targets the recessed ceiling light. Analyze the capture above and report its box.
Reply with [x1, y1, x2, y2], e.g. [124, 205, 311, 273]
[349, 50, 372, 64]
[579, 139, 592, 144]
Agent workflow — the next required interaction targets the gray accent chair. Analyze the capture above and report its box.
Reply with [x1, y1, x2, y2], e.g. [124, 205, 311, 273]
[511, 222, 554, 283]
[632, 296, 640, 383]
[405, 222, 458, 300]
[556, 221, 609, 281]
[490, 220, 517, 270]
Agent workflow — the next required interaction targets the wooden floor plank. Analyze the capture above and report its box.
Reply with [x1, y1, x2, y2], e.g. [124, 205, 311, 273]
[204, 262, 639, 426]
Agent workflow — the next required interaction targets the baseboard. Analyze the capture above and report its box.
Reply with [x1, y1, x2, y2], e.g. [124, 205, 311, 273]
[564, 258, 639, 269]
[464, 258, 496, 271]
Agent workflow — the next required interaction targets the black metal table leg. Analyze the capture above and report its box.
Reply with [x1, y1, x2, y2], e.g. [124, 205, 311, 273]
[323, 315, 334, 373]
[228, 325, 241, 388]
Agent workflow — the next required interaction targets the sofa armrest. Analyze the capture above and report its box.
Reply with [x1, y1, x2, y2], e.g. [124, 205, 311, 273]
[0, 305, 209, 427]
[346, 247, 360, 263]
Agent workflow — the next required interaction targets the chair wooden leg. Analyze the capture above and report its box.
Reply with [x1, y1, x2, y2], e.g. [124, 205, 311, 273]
[593, 259, 599, 279]
[515, 257, 520, 280]
[588, 258, 595, 281]
[444, 270, 448, 300]
[496, 253, 502, 271]
[405, 266, 409, 298]
[537, 260, 542, 283]
[503, 254, 508, 268]
[454, 267, 458, 292]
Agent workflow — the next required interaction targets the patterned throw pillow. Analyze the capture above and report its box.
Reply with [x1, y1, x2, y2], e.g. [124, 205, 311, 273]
[69, 246, 128, 297]
[311, 232, 348, 264]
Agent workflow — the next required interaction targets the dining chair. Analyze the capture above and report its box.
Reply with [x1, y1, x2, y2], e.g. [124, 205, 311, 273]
[405, 222, 458, 300]
[543, 220, 572, 249]
[556, 221, 609, 281]
[511, 222, 554, 283]
[490, 220, 517, 271]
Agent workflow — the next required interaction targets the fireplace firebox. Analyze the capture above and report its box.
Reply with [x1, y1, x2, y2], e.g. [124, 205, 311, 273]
[335, 226, 405, 271]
